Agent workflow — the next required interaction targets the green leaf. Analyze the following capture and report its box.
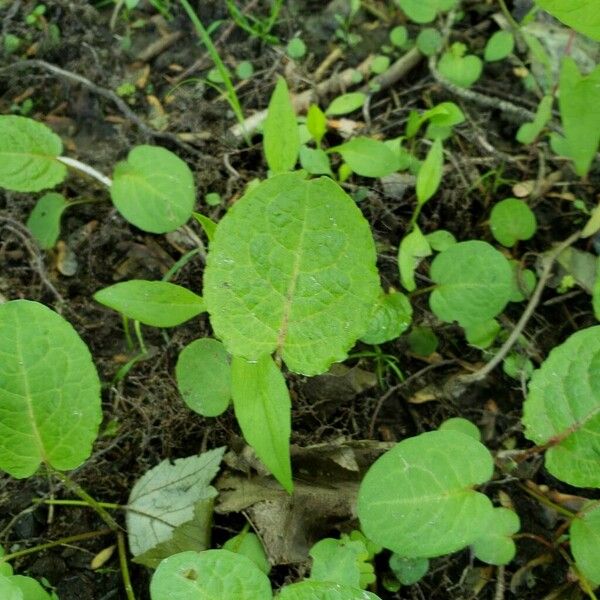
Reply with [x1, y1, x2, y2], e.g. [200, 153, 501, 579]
[126, 449, 225, 559]
[150, 550, 273, 600]
[0, 547, 13, 577]
[0, 300, 101, 479]
[263, 78, 299, 173]
[388, 555, 429, 585]
[490, 198, 537, 247]
[484, 31, 514, 62]
[332, 138, 399, 178]
[110, 145, 196, 233]
[192, 212, 217, 242]
[389, 26, 408, 47]
[231, 355, 293, 492]
[307, 104, 327, 146]
[299, 146, 332, 175]
[277, 581, 381, 600]
[223, 531, 271, 574]
[310, 538, 373, 589]
[398, 225, 432, 292]
[472, 507, 520, 565]
[464, 319, 501, 349]
[0, 576, 23, 600]
[407, 326, 438, 356]
[550, 58, 600, 176]
[416, 28, 442, 56]
[439, 417, 481, 441]
[429, 241, 513, 327]
[516, 95, 554, 144]
[176, 339, 231, 417]
[416, 139, 443, 205]
[438, 43, 483, 88]
[395, 0, 457, 24]
[509, 262, 536, 302]
[287, 37, 306, 59]
[0, 116, 67, 192]
[236, 60, 254, 80]
[94, 280, 205, 327]
[358, 430, 494, 557]
[425, 103, 464, 140]
[203, 174, 379, 375]
[360, 290, 412, 345]
[26, 192, 68, 249]
[325, 93, 366, 116]
[570, 503, 600, 587]
[425, 229, 456, 252]
[535, 0, 600, 41]
[523, 326, 600, 487]
[371, 55, 390, 75]
[8, 576, 52, 600]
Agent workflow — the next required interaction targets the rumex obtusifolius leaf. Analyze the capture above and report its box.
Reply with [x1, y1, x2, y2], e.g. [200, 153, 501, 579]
[357, 430, 494, 558]
[203, 173, 379, 376]
[522, 326, 600, 488]
[0, 300, 102, 478]
[150, 550, 273, 600]
[0, 115, 67, 192]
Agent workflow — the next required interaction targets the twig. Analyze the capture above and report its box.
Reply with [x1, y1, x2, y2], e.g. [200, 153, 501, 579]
[359, 48, 422, 95]
[136, 31, 183, 62]
[57, 156, 112, 188]
[494, 565, 506, 600]
[460, 230, 581, 384]
[0, 60, 202, 156]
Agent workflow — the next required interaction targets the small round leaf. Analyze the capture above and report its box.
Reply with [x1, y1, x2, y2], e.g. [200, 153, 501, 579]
[150, 550, 272, 600]
[490, 198, 537, 247]
[484, 31, 514, 62]
[439, 417, 481, 440]
[111, 145, 195, 233]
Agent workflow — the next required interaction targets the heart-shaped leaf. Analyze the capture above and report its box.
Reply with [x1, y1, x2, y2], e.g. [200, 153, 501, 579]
[204, 174, 379, 376]
[357, 430, 494, 557]
[471, 507, 520, 565]
[0, 300, 102, 478]
[438, 43, 482, 88]
[523, 326, 600, 487]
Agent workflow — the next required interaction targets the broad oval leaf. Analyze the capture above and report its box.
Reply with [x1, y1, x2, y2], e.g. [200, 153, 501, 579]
[263, 77, 299, 173]
[536, 0, 600, 41]
[471, 507, 520, 565]
[150, 550, 272, 600]
[94, 280, 205, 327]
[396, 0, 457, 24]
[110, 145, 195, 233]
[332, 138, 399, 178]
[176, 339, 231, 417]
[231, 355, 293, 492]
[490, 198, 537, 247]
[26, 192, 68, 249]
[429, 241, 513, 327]
[325, 93, 366, 116]
[0, 300, 101, 478]
[6, 576, 52, 600]
[127, 449, 225, 558]
[523, 327, 600, 487]
[0, 116, 67, 193]
[570, 503, 600, 587]
[278, 581, 381, 600]
[357, 430, 494, 558]
[484, 31, 514, 62]
[0, 576, 22, 600]
[204, 174, 379, 375]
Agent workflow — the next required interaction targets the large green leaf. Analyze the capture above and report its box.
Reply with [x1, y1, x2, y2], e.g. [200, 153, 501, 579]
[94, 280, 205, 327]
[429, 241, 513, 327]
[550, 59, 600, 176]
[0, 116, 67, 192]
[536, 0, 600, 41]
[126, 449, 225, 560]
[570, 503, 600, 587]
[203, 174, 379, 375]
[231, 355, 293, 492]
[360, 290, 412, 345]
[110, 145, 195, 233]
[523, 327, 600, 487]
[176, 339, 231, 417]
[357, 430, 494, 558]
[0, 576, 22, 600]
[277, 581, 381, 599]
[150, 550, 273, 600]
[0, 300, 102, 478]
[263, 77, 299, 173]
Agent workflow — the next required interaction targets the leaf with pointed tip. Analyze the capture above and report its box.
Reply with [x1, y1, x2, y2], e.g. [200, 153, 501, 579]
[231, 355, 293, 492]
[94, 280, 205, 327]
[398, 226, 431, 292]
[331, 138, 399, 178]
[26, 192, 68, 249]
[0, 116, 67, 192]
[0, 300, 102, 479]
[204, 174, 379, 375]
[358, 431, 494, 557]
[150, 550, 273, 600]
[523, 327, 600, 487]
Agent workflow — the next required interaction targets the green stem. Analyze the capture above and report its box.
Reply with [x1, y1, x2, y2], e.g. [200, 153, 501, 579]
[133, 320, 147, 355]
[123, 315, 134, 351]
[518, 483, 576, 519]
[0, 529, 113, 563]
[162, 247, 203, 282]
[34, 498, 122, 510]
[118, 531, 136, 600]
[178, 0, 249, 143]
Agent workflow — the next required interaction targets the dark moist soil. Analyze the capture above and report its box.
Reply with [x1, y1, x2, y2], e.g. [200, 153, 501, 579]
[1, 1, 599, 599]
